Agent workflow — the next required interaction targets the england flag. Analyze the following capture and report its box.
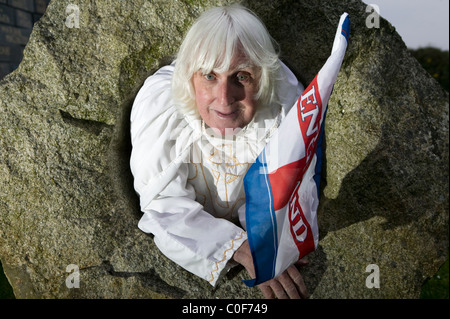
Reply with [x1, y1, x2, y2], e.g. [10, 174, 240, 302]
[243, 13, 350, 287]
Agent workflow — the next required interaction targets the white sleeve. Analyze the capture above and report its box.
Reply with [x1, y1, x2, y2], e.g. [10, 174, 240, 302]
[130, 64, 247, 286]
[130, 63, 192, 209]
[138, 163, 247, 286]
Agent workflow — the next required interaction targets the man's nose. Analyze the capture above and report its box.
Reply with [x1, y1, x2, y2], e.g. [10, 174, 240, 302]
[217, 79, 236, 107]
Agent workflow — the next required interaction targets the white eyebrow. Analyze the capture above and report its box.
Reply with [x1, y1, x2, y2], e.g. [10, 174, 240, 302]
[206, 62, 258, 75]
[232, 63, 255, 72]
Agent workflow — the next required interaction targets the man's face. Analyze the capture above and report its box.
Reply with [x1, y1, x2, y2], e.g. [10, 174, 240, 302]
[192, 54, 260, 135]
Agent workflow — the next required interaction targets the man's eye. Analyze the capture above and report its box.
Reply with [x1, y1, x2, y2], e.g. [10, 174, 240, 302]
[204, 74, 215, 81]
[237, 73, 250, 82]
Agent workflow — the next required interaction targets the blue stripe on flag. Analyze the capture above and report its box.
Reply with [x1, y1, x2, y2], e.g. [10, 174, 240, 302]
[341, 15, 350, 42]
[243, 151, 278, 287]
[313, 106, 327, 194]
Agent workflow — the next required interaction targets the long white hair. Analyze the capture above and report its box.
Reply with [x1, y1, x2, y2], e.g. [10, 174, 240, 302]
[171, 4, 281, 115]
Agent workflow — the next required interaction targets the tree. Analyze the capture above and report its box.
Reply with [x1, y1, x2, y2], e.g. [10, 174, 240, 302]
[409, 47, 449, 92]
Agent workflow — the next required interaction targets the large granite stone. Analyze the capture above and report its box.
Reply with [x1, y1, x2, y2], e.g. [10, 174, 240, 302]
[0, 0, 448, 298]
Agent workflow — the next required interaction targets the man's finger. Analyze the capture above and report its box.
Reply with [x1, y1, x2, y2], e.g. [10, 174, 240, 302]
[277, 272, 301, 299]
[287, 265, 308, 298]
[268, 279, 289, 299]
[258, 284, 275, 299]
[295, 258, 309, 267]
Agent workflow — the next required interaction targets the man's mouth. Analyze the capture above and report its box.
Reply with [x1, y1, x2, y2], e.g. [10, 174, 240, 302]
[214, 109, 240, 119]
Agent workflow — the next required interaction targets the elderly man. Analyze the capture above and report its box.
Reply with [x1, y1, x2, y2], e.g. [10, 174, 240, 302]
[130, 4, 307, 299]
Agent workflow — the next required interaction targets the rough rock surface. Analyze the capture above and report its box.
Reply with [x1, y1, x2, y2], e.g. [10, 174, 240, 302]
[0, 0, 448, 299]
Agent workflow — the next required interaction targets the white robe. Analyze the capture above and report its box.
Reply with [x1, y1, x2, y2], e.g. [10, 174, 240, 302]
[130, 61, 302, 286]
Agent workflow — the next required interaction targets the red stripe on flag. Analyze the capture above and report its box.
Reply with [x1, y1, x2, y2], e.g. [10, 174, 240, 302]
[268, 159, 305, 211]
[287, 75, 322, 256]
[288, 183, 316, 258]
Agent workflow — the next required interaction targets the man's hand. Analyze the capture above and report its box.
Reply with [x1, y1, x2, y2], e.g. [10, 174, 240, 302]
[257, 261, 309, 299]
[232, 240, 309, 299]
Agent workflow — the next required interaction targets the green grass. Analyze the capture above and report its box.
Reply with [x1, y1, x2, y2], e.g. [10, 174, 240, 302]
[420, 254, 449, 299]
[0, 260, 15, 299]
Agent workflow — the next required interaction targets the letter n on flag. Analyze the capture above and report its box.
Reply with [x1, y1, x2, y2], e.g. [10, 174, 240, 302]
[243, 13, 350, 287]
